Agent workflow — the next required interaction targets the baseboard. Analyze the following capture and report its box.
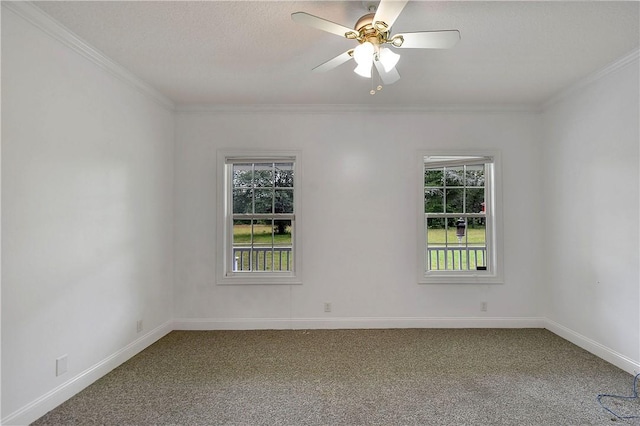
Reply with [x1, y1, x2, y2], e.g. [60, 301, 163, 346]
[173, 316, 546, 330]
[2, 320, 173, 426]
[545, 319, 640, 375]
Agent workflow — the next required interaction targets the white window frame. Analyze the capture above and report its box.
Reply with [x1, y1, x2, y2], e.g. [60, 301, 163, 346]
[216, 150, 302, 285]
[418, 150, 503, 284]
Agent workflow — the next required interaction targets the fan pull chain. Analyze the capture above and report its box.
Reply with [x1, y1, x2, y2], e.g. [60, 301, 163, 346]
[370, 68, 383, 95]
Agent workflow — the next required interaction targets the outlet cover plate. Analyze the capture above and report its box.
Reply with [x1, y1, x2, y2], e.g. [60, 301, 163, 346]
[56, 355, 68, 376]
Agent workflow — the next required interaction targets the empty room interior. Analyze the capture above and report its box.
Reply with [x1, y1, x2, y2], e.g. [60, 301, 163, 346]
[2, 1, 639, 424]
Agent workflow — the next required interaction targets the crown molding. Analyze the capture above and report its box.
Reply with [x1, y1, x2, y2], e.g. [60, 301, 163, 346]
[540, 48, 640, 111]
[3, 1, 175, 111]
[175, 103, 537, 115]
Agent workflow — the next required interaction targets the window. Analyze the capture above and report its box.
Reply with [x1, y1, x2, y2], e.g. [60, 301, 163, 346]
[419, 153, 502, 284]
[217, 152, 301, 285]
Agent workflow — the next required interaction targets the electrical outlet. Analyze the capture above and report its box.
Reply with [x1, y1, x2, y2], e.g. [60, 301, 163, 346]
[136, 319, 143, 333]
[324, 302, 332, 313]
[56, 355, 68, 376]
[481, 302, 488, 312]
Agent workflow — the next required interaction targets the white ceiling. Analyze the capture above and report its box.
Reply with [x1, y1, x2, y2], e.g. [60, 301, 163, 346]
[33, 1, 639, 107]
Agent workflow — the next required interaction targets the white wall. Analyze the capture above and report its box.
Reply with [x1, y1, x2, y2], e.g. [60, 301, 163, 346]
[2, 1, 637, 423]
[174, 110, 543, 328]
[541, 58, 640, 368]
[1, 7, 174, 422]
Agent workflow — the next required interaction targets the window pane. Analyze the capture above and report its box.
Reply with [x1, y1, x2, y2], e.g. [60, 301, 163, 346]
[465, 165, 485, 187]
[468, 223, 487, 270]
[233, 164, 253, 188]
[445, 188, 464, 213]
[426, 218, 447, 244]
[273, 219, 293, 271]
[254, 189, 273, 213]
[233, 188, 253, 214]
[254, 163, 273, 188]
[468, 223, 487, 246]
[275, 189, 294, 213]
[426, 218, 447, 271]
[446, 217, 459, 230]
[233, 220, 252, 271]
[275, 163, 294, 188]
[233, 219, 253, 245]
[273, 219, 292, 239]
[467, 217, 485, 228]
[466, 188, 485, 213]
[444, 167, 464, 186]
[252, 220, 274, 245]
[424, 169, 443, 186]
[425, 189, 444, 213]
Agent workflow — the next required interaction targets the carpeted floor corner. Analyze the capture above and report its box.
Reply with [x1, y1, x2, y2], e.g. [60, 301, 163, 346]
[32, 328, 639, 425]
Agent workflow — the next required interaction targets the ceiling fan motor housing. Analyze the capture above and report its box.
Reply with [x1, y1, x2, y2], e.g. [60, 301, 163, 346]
[352, 13, 390, 46]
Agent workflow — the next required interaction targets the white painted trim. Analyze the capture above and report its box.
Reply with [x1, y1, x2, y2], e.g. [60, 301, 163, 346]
[541, 49, 640, 111]
[2, 1, 175, 111]
[1, 321, 173, 426]
[545, 319, 640, 376]
[173, 317, 546, 330]
[175, 103, 538, 115]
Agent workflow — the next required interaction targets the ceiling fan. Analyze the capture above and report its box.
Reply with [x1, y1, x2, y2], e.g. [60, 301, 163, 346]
[292, 0, 460, 93]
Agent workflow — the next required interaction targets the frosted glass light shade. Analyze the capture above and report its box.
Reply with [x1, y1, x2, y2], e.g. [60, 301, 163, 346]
[353, 42, 374, 64]
[379, 47, 400, 72]
[353, 41, 374, 78]
[354, 63, 372, 78]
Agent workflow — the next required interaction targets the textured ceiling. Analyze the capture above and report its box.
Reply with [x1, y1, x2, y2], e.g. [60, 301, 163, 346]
[34, 1, 640, 107]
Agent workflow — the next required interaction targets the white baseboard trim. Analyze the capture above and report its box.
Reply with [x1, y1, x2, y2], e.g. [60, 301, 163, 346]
[545, 319, 640, 375]
[2, 321, 173, 426]
[173, 316, 546, 330]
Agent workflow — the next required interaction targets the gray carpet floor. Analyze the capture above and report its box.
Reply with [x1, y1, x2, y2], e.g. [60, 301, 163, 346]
[32, 328, 639, 425]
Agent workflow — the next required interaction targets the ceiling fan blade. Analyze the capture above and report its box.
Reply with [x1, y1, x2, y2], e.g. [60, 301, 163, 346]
[291, 12, 358, 38]
[373, 0, 409, 29]
[312, 50, 353, 73]
[374, 60, 401, 85]
[393, 30, 461, 49]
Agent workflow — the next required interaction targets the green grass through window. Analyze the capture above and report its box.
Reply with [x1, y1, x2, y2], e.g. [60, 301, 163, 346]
[233, 224, 292, 245]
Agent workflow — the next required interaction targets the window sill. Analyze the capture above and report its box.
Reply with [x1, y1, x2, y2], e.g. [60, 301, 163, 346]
[419, 273, 503, 285]
[217, 272, 302, 286]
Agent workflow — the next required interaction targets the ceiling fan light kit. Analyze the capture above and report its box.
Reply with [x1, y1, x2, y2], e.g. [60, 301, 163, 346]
[291, 0, 461, 93]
